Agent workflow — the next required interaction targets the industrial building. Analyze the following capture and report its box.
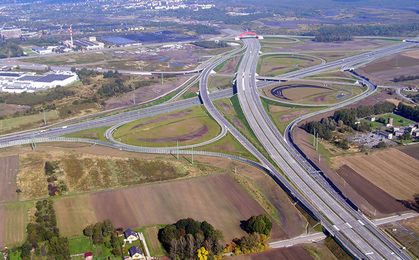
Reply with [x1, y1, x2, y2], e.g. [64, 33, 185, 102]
[0, 71, 79, 93]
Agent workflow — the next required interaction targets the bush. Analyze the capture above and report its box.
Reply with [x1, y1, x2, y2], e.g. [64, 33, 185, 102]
[242, 214, 272, 236]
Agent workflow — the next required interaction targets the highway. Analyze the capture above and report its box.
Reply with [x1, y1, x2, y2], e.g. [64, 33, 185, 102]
[1, 35, 417, 259]
[233, 38, 412, 259]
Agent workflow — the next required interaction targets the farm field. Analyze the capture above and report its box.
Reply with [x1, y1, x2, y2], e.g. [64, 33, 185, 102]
[358, 49, 419, 87]
[332, 148, 419, 201]
[398, 143, 419, 160]
[53, 174, 271, 240]
[258, 54, 322, 76]
[0, 156, 19, 203]
[0, 202, 33, 248]
[113, 106, 221, 147]
[260, 81, 364, 105]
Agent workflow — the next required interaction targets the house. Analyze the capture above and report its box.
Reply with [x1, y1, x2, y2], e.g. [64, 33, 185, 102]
[84, 252, 93, 260]
[128, 246, 145, 259]
[124, 228, 139, 243]
[377, 130, 393, 140]
[368, 116, 376, 122]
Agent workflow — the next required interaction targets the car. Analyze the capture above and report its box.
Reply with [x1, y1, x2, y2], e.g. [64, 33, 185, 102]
[62, 126, 68, 129]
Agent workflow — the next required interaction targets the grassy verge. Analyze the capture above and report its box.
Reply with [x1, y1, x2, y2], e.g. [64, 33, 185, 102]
[200, 133, 258, 161]
[0, 110, 59, 134]
[215, 95, 271, 160]
[261, 97, 324, 134]
[64, 126, 109, 142]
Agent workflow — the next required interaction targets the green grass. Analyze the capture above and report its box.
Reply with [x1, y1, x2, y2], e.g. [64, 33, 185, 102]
[0, 110, 59, 134]
[364, 113, 415, 130]
[68, 236, 117, 258]
[113, 105, 221, 147]
[227, 95, 271, 160]
[201, 133, 258, 161]
[64, 126, 109, 141]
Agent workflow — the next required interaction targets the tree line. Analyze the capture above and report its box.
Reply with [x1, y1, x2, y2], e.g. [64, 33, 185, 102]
[306, 23, 419, 42]
[20, 200, 70, 259]
[392, 75, 419, 83]
[302, 102, 396, 140]
[396, 103, 419, 122]
[193, 41, 229, 49]
[0, 41, 24, 58]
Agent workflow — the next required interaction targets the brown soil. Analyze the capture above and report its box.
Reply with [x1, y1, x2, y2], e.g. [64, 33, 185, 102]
[334, 148, 419, 201]
[358, 50, 419, 86]
[136, 125, 208, 143]
[0, 156, 19, 203]
[336, 165, 407, 214]
[231, 245, 313, 260]
[398, 144, 419, 160]
[56, 174, 268, 240]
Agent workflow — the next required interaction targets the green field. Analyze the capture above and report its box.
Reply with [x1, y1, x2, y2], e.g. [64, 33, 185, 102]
[201, 133, 257, 161]
[365, 113, 415, 129]
[113, 106, 221, 147]
[258, 54, 322, 76]
[0, 110, 59, 134]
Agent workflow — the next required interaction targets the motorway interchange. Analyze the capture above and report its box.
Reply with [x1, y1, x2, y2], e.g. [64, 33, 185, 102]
[1, 36, 418, 259]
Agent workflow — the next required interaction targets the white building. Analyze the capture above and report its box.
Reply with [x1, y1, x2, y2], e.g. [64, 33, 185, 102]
[0, 71, 79, 93]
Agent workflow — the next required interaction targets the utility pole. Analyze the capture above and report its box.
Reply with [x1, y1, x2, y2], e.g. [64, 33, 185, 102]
[43, 110, 47, 125]
[133, 93, 136, 105]
[191, 146, 194, 165]
[176, 140, 179, 160]
[316, 133, 319, 151]
[313, 129, 316, 148]
[161, 73, 164, 85]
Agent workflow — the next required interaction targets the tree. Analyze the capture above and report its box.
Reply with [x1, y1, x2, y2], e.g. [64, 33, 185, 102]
[197, 246, 209, 260]
[243, 215, 272, 236]
[47, 236, 70, 259]
[92, 223, 104, 244]
[83, 224, 94, 238]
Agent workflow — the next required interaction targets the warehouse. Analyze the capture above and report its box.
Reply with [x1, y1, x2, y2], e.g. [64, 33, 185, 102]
[0, 71, 79, 93]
